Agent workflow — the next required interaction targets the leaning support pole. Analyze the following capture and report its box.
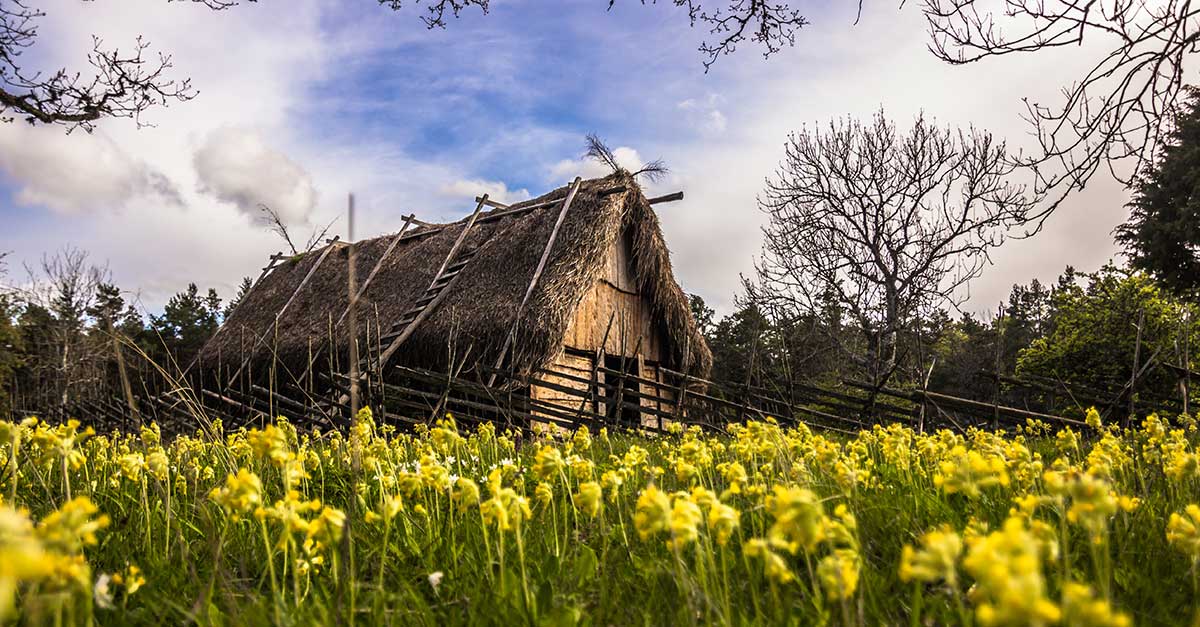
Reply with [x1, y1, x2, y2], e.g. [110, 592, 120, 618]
[347, 193, 361, 420]
[226, 236, 342, 388]
[487, 177, 584, 386]
[374, 196, 490, 373]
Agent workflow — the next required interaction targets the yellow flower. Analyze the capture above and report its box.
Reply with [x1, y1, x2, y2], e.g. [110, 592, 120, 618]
[534, 481, 554, 508]
[633, 485, 671, 541]
[934, 446, 1010, 498]
[117, 453, 146, 482]
[452, 477, 480, 513]
[667, 497, 703, 551]
[532, 445, 564, 481]
[1061, 582, 1131, 627]
[707, 501, 740, 547]
[1167, 504, 1200, 562]
[111, 564, 146, 595]
[963, 517, 1060, 627]
[147, 449, 169, 481]
[36, 496, 110, 553]
[817, 548, 860, 600]
[209, 468, 263, 520]
[247, 424, 291, 466]
[744, 538, 795, 584]
[764, 486, 825, 554]
[576, 481, 603, 518]
[899, 525, 963, 586]
[600, 470, 624, 502]
[0, 505, 52, 621]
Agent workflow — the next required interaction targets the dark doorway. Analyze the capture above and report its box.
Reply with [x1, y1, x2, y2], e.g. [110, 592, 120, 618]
[602, 354, 640, 428]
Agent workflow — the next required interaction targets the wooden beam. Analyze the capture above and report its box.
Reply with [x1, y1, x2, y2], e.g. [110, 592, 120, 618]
[334, 214, 417, 328]
[488, 178, 583, 385]
[648, 191, 684, 205]
[474, 196, 509, 210]
[226, 236, 341, 387]
[373, 197, 489, 373]
[430, 196, 488, 288]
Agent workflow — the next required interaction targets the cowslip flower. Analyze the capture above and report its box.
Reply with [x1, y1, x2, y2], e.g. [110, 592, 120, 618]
[899, 525, 963, 586]
[744, 538, 796, 584]
[667, 497, 703, 550]
[208, 468, 263, 520]
[1061, 582, 1131, 627]
[1167, 504, 1200, 563]
[765, 486, 825, 554]
[817, 548, 860, 600]
[962, 517, 1060, 627]
[575, 481, 602, 518]
[633, 485, 671, 540]
[707, 501, 740, 547]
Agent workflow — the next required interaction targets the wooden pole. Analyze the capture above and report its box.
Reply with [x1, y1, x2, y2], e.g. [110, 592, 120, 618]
[1186, 309, 1192, 416]
[1128, 307, 1145, 428]
[375, 196, 489, 373]
[226, 236, 342, 387]
[107, 317, 139, 427]
[993, 304, 1004, 431]
[348, 193, 361, 420]
[488, 177, 583, 386]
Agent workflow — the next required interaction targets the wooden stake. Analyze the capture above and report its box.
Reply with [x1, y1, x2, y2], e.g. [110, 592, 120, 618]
[488, 177, 583, 385]
[348, 193, 361, 420]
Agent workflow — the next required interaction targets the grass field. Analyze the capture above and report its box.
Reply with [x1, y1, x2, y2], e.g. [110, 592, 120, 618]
[1, 408, 1198, 625]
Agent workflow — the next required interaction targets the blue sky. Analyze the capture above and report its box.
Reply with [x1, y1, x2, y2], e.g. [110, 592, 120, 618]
[0, 0, 1131, 316]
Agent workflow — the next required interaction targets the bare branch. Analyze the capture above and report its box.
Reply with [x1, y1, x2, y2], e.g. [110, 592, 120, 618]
[257, 203, 299, 255]
[922, 0, 1200, 207]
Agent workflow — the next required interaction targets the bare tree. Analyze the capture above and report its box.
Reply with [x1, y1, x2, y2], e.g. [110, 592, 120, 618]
[922, 0, 1200, 214]
[12, 248, 109, 411]
[753, 110, 1035, 391]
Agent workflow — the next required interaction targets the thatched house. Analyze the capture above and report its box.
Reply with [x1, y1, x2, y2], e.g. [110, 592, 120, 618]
[198, 173, 712, 424]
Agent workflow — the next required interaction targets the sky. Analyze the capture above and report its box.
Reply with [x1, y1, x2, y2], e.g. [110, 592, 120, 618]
[0, 0, 1134, 319]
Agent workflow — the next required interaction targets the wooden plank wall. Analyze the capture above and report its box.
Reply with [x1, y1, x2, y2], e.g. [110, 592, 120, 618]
[534, 225, 674, 429]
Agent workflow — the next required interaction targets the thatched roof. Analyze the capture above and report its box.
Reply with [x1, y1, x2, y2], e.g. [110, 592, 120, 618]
[198, 173, 713, 382]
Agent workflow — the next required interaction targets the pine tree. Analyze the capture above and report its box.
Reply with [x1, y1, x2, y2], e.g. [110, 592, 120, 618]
[1117, 87, 1200, 296]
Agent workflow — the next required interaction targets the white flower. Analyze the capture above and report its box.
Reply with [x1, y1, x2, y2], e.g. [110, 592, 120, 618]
[428, 571, 444, 591]
[94, 573, 114, 609]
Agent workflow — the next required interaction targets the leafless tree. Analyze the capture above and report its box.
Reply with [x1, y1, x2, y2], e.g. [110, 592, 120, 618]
[11, 248, 110, 410]
[753, 110, 1035, 391]
[921, 0, 1200, 216]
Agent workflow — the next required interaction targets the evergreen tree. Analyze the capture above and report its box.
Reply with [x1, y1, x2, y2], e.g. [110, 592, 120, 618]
[146, 284, 222, 368]
[1117, 87, 1200, 296]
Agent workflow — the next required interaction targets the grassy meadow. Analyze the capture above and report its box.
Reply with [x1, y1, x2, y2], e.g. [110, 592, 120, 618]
[1, 409, 1199, 625]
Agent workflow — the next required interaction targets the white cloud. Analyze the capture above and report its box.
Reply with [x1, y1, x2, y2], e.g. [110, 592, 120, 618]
[0, 123, 179, 214]
[438, 179, 531, 205]
[193, 127, 317, 225]
[677, 94, 728, 135]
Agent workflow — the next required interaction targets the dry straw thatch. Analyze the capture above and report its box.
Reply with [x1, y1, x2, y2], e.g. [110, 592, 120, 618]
[198, 173, 712, 383]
